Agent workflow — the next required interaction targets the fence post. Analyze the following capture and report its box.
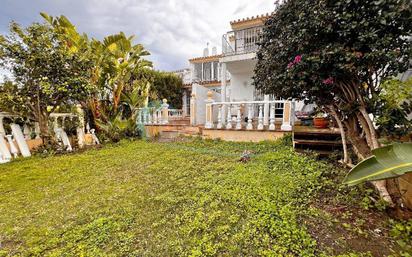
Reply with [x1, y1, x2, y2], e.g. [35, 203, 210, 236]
[161, 99, 169, 125]
[281, 101, 293, 131]
[190, 93, 197, 126]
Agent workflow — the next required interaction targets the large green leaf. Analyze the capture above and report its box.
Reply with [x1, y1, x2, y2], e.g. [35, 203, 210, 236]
[343, 143, 412, 186]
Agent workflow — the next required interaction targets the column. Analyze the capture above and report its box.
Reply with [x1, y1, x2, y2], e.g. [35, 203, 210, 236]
[0, 116, 5, 135]
[221, 62, 227, 125]
[182, 90, 188, 117]
[263, 95, 270, 126]
[281, 101, 293, 131]
[205, 91, 214, 129]
[190, 93, 197, 126]
[161, 99, 169, 125]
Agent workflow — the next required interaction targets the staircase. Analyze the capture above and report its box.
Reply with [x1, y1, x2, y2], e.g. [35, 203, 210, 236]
[293, 128, 346, 156]
[157, 117, 202, 140]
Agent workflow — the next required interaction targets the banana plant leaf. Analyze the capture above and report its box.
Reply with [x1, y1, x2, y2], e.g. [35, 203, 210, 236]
[343, 143, 412, 186]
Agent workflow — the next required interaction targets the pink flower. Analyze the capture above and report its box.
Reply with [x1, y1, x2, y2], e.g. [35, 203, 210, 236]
[287, 55, 303, 70]
[322, 77, 334, 85]
[294, 55, 302, 64]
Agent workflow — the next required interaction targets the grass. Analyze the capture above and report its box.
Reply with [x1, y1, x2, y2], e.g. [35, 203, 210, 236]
[0, 138, 401, 256]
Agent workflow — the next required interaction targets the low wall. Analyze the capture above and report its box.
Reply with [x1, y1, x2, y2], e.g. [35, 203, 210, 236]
[202, 129, 287, 142]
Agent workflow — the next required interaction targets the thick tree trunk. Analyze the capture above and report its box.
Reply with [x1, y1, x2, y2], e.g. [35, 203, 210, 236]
[329, 105, 350, 164]
[347, 111, 395, 207]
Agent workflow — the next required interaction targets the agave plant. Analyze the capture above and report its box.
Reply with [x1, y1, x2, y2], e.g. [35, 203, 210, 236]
[343, 143, 412, 186]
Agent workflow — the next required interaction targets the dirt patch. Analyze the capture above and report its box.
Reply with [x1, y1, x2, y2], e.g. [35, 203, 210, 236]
[305, 198, 400, 256]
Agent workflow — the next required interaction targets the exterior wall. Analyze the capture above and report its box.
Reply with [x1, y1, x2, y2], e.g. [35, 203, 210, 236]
[230, 71, 255, 102]
[192, 84, 221, 125]
[203, 129, 287, 142]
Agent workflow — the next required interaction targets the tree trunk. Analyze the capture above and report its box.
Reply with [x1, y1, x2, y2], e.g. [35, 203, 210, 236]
[347, 110, 395, 207]
[329, 105, 350, 164]
[38, 112, 50, 140]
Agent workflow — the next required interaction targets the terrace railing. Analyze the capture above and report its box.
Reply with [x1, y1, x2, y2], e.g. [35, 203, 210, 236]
[204, 100, 294, 131]
[222, 26, 263, 56]
[137, 99, 184, 125]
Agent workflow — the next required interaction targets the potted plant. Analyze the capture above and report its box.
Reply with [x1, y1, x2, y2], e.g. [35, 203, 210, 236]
[313, 112, 329, 129]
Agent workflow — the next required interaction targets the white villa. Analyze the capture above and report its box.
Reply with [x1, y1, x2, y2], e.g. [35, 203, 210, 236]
[169, 14, 299, 141]
[143, 13, 412, 142]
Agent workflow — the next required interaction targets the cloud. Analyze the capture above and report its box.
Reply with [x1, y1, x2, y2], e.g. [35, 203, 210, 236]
[0, 0, 275, 71]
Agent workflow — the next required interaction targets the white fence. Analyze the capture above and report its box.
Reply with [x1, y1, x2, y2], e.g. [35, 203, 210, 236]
[204, 100, 294, 131]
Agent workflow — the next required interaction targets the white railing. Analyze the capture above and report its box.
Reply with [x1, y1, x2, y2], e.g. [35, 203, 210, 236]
[204, 100, 295, 131]
[168, 109, 184, 119]
[137, 99, 171, 125]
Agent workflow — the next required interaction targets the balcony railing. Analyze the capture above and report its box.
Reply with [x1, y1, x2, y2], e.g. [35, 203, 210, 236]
[204, 100, 295, 131]
[222, 26, 263, 56]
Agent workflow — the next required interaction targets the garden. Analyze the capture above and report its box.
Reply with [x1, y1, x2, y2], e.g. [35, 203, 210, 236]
[0, 0, 412, 256]
[0, 138, 409, 256]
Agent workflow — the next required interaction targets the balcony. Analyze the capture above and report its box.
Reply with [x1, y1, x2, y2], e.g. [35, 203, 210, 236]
[222, 26, 263, 56]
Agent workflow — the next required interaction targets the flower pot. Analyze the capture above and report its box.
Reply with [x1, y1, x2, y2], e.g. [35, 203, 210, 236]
[313, 117, 329, 129]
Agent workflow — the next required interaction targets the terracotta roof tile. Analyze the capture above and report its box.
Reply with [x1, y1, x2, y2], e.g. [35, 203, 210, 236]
[230, 13, 272, 25]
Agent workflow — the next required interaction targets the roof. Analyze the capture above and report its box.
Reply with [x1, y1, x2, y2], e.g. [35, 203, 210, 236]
[230, 13, 272, 30]
[189, 54, 222, 63]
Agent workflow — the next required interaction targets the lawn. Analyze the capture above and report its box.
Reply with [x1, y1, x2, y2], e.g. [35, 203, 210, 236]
[0, 139, 401, 256]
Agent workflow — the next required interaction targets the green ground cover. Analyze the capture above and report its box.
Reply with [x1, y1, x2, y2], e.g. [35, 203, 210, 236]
[0, 139, 401, 256]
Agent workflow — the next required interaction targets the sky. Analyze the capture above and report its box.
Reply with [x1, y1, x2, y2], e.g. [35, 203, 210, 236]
[0, 0, 275, 77]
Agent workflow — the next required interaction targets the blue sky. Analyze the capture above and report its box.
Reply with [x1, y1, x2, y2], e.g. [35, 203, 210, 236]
[0, 0, 274, 76]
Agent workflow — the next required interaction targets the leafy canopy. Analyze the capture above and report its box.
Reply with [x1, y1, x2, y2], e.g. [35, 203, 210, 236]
[0, 22, 94, 119]
[254, 0, 412, 107]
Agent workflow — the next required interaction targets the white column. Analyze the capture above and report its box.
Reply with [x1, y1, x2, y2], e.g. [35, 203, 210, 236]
[236, 105, 242, 130]
[269, 103, 276, 131]
[221, 62, 227, 126]
[263, 95, 270, 126]
[211, 62, 214, 81]
[246, 103, 253, 130]
[161, 99, 169, 125]
[257, 104, 264, 130]
[0, 116, 5, 135]
[226, 104, 232, 129]
[205, 91, 214, 129]
[281, 101, 293, 131]
[190, 93, 196, 126]
[221, 63, 227, 102]
[182, 90, 187, 117]
[216, 105, 223, 129]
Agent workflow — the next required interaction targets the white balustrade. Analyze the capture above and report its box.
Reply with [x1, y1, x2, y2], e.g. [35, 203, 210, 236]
[235, 105, 242, 130]
[269, 103, 276, 131]
[208, 100, 295, 131]
[246, 104, 253, 130]
[226, 104, 232, 129]
[216, 105, 223, 129]
[257, 104, 263, 130]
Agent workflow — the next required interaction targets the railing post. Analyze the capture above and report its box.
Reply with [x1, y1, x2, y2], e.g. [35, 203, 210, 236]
[34, 122, 41, 139]
[5, 135, 18, 158]
[217, 104, 223, 129]
[161, 99, 169, 125]
[246, 103, 253, 130]
[236, 104, 242, 130]
[190, 93, 196, 126]
[205, 91, 214, 129]
[226, 104, 232, 129]
[0, 116, 5, 135]
[143, 109, 148, 125]
[263, 95, 270, 126]
[148, 110, 153, 125]
[269, 103, 276, 131]
[257, 104, 264, 130]
[23, 124, 30, 140]
[281, 101, 293, 131]
[153, 110, 158, 124]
